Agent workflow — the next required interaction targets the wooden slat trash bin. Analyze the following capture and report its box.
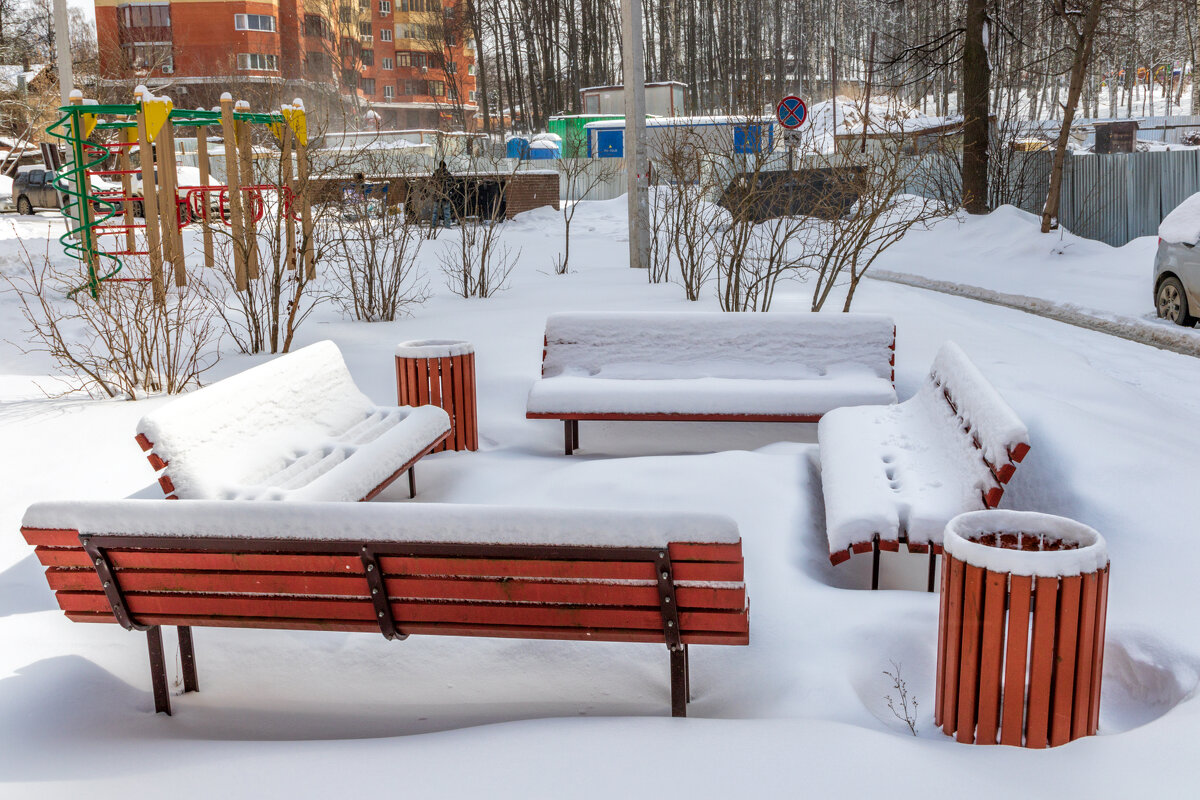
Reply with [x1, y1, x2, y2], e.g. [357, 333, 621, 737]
[936, 510, 1110, 748]
[396, 340, 478, 452]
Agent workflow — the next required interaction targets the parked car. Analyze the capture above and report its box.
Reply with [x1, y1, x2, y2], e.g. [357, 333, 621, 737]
[13, 167, 59, 214]
[1155, 196, 1200, 326]
[13, 167, 123, 215]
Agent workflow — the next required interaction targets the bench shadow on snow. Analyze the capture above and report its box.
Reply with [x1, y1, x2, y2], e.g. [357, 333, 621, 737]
[0, 554, 57, 617]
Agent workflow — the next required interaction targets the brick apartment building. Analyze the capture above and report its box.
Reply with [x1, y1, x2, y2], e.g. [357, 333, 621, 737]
[94, 0, 478, 130]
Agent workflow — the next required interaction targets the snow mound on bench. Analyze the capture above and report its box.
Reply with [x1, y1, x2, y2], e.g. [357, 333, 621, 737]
[928, 341, 1029, 468]
[818, 341, 1030, 553]
[137, 341, 451, 500]
[22, 500, 741, 548]
[529, 312, 897, 416]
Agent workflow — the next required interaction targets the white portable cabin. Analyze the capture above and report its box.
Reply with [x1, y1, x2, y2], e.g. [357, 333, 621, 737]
[580, 82, 688, 117]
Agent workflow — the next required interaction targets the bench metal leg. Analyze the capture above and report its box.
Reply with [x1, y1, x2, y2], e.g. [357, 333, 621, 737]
[670, 647, 688, 717]
[684, 643, 691, 701]
[408, 467, 416, 499]
[572, 420, 580, 451]
[564, 421, 574, 456]
[178, 626, 199, 693]
[928, 550, 938, 593]
[146, 626, 171, 715]
[871, 536, 881, 591]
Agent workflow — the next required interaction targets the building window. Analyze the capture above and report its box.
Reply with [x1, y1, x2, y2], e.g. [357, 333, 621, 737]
[339, 5, 352, 23]
[396, 52, 410, 67]
[361, 78, 375, 94]
[469, 89, 476, 102]
[445, 61, 456, 74]
[428, 80, 444, 96]
[359, 22, 372, 38]
[118, 3, 171, 29]
[403, 79, 421, 95]
[234, 14, 275, 32]
[467, 64, 475, 76]
[382, 57, 393, 69]
[383, 85, 394, 99]
[411, 52, 425, 68]
[122, 42, 173, 71]
[380, 0, 391, 11]
[305, 14, 332, 40]
[380, 28, 392, 41]
[237, 53, 279, 71]
[361, 49, 374, 66]
[397, 23, 431, 40]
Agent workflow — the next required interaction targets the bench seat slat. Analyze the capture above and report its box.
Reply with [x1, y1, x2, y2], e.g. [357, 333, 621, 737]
[55, 591, 750, 634]
[46, 569, 747, 610]
[63, 611, 750, 646]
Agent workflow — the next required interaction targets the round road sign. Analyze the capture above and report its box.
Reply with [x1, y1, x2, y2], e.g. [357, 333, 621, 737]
[777, 96, 808, 129]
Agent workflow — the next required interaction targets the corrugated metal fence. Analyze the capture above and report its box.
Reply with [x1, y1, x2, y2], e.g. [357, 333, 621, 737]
[1024, 149, 1200, 246]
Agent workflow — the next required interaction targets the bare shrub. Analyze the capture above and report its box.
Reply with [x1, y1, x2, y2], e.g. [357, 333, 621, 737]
[2, 237, 219, 398]
[324, 202, 428, 321]
[883, 660, 919, 736]
[438, 161, 519, 298]
[199, 141, 323, 354]
[321, 149, 429, 321]
[555, 134, 622, 274]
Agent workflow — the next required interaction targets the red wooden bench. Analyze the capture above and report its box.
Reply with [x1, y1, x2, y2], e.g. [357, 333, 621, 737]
[818, 341, 1031, 590]
[134, 340, 452, 501]
[525, 312, 897, 455]
[22, 500, 749, 717]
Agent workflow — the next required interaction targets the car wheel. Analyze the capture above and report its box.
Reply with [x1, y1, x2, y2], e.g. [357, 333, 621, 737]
[132, 200, 144, 218]
[1156, 276, 1197, 326]
[17, 195, 33, 215]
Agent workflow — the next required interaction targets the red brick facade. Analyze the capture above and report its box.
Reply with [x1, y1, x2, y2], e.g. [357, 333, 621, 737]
[95, 0, 477, 129]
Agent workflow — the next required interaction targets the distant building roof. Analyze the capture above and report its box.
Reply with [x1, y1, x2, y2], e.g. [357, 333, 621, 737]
[579, 81, 687, 94]
[0, 64, 48, 92]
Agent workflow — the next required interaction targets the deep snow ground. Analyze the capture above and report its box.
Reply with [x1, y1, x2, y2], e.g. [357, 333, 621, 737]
[2, 203, 1200, 797]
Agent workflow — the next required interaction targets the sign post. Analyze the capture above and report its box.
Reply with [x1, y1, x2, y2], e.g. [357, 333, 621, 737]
[776, 95, 808, 172]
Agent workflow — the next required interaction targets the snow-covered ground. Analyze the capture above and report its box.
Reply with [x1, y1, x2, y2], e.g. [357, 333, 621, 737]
[2, 202, 1199, 797]
[872, 204, 1200, 348]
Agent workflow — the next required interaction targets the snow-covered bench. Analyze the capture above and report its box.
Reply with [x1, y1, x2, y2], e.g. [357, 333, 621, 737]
[818, 342, 1031, 588]
[526, 312, 898, 454]
[134, 341, 452, 501]
[21, 500, 750, 717]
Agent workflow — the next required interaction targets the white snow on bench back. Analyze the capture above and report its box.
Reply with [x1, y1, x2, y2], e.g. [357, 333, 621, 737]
[929, 342, 1030, 468]
[136, 341, 450, 500]
[22, 500, 742, 549]
[541, 312, 895, 380]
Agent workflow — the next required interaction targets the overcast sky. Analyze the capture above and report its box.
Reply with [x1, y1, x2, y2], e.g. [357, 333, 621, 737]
[68, 0, 95, 25]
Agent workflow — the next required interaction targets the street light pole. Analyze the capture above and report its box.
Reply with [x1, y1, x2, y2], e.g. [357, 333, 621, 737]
[53, 0, 74, 103]
[620, 0, 650, 270]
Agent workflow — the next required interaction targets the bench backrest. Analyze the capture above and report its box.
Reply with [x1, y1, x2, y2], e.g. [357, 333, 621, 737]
[925, 342, 1031, 505]
[22, 501, 749, 646]
[541, 312, 896, 381]
[136, 341, 376, 498]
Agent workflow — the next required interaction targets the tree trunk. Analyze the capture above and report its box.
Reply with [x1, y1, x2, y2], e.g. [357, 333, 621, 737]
[961, 0, 990, 214]
[1041, 0, 1105, 234]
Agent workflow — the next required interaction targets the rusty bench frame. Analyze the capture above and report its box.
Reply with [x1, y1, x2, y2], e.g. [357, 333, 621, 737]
[24, 526, 749, 717]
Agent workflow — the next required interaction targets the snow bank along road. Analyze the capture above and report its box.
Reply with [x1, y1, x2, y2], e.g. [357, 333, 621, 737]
[869, 269, 1200, 358]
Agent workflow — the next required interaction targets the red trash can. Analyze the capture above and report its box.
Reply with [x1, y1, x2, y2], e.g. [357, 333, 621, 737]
[936, 510, 1109, 747]
[395, 339, 478, 452]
